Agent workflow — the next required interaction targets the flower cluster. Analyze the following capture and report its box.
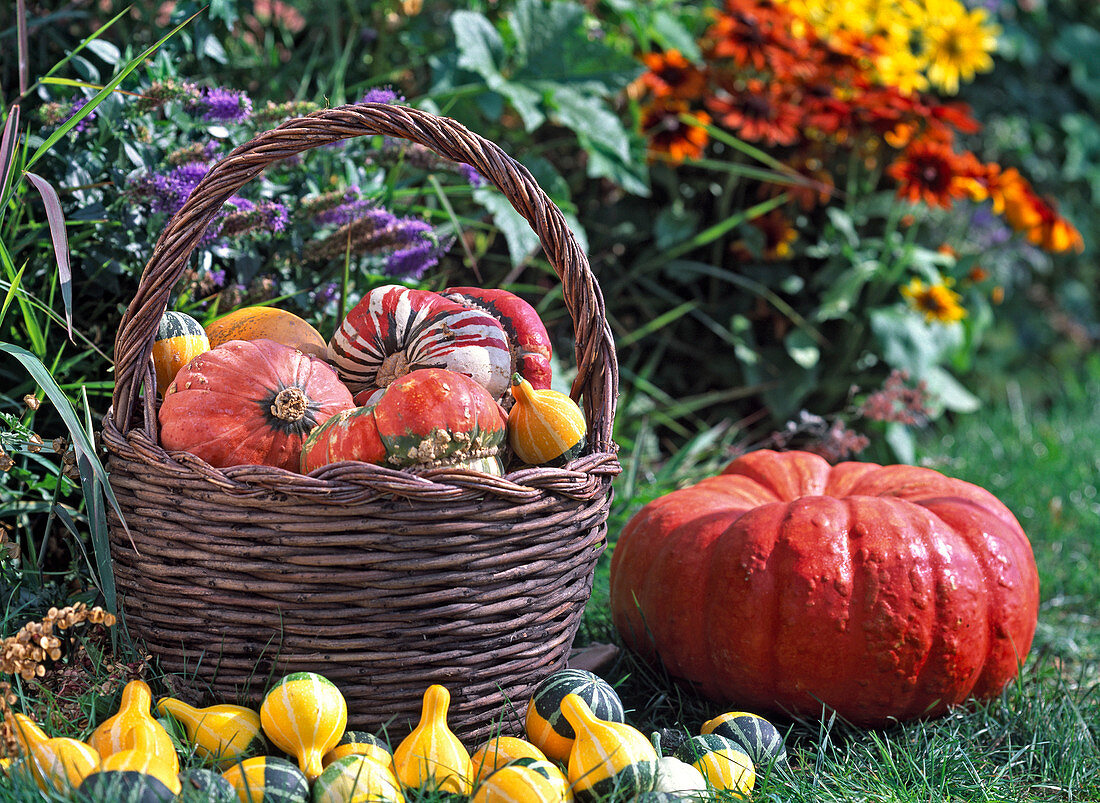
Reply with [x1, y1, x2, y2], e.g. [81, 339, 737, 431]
[635, 0, 1083, 272]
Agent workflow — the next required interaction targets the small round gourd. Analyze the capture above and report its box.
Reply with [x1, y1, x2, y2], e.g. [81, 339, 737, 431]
[152, 310, 209, 396]
[313, 754, 406, 803]
[205, 305, 330, 359]
[507, 374, 586, 466]
[650, 731, 706, 798]
[509, 758, 573, 802]
[157, 697, 265, 768]
[470, 736, 548, 785]
[322, 730, 394, 772]
[560, 694, 658, 802]
[525, 668, 625, 763]
[674, 734, 754, 798]
[392, 684, 473, 794]
[75, 771, 178, 802]
[220, 756, 310, 803]
[701, 711, 787, 769]
[260, 672, 348, 781]
[177, 767, 238, 802]
[472, 762, 569, 803]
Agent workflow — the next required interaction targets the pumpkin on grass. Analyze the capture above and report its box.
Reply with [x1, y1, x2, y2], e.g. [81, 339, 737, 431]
[159, 339, 354, 472]
[609, 449, 1040, 727]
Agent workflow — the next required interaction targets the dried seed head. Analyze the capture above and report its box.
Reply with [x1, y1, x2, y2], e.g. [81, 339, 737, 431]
[22, 395, 40, 411]
[27, 434, 43, 453]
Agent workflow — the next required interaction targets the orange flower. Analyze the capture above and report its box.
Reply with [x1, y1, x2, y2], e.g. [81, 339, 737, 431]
[900, 278, 967, 323]
[640, 100, 711, 164]
[887, 140, 980, 209]
[705, 80, 801, 146]
[703, 3, 803, 76]
[640, 50, 707, 101]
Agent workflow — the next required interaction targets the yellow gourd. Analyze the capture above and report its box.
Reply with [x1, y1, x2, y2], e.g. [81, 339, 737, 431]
[156, 696, 264, 768]
[260, 672, 347, 781]
[507, 373, 587, 466]
[674, 734, 755, 798]
[12, 713, 100, 793]
[322, 730, 395, 773]
[472, 762, 570, 803]
[152, 310, 210, 396]
[313, 755, 407, 803]
[560, 693, 658, 802]
[470, 735, 548, 784]
[89, 680, 178, 772]
[221, 755, 310, 803]
[86, 719, 183, 796]
[392, 684, 473, 794]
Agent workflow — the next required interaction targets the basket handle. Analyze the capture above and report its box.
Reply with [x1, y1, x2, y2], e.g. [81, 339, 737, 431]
[110, 103, 618, 451]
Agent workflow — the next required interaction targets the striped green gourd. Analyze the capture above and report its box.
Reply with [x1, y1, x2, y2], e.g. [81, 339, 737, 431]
[674, 734, 755, 798]
[701, 711, 787, 769]
[524, 668, 625, 762]
[220, 756, 310, 803]
[560, 694, 657, 802]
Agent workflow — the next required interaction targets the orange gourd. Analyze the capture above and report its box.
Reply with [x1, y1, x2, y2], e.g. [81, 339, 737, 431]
[205, 305, 330, 359]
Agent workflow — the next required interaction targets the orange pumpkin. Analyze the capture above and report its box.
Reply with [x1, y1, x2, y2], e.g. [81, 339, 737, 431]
[205, 306, 330, 360]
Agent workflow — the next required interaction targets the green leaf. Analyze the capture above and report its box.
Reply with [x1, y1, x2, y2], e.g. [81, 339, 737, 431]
[921, 365, 980, 414]
[497, 80, 546, 130]
[651, 10, 702, 62]
[473, 187, 541, 266]
[870, 306, 964, 373]
[813, 260, 879, 322]
[885, 421, 916, 465]
[512, 0, 585, 76]
[550, 86, 631, 161]
[785, 329, 821, 369]
[451, 11, 506, 80]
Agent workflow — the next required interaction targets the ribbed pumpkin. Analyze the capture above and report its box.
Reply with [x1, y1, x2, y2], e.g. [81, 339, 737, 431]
[205, 305, 330, 360]
[313, 755, 406, 803]
[301, 367, 507, 475]
[322, 731, 394, 772]
[220, 756, 310, 803]
[701, 711, 787, 769]
[560, 694, 658, 802]
[507, 374, 586, 466]
[443, 287, 553, 391]
[470, 736, 548, 785]
[329, 284, 511, 401]
[156, 697, 265, 768]
[159, 339, 354, 472]
[259, 672, 347, 781]
[674, 735, 754, 798]
[152, 310, 209, 396]
[609, 449, 1041, 726]
[524, 669, 625, 763]
[392, 684, 472, 795]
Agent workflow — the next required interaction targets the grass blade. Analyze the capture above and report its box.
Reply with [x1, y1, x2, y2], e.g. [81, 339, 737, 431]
[0, 104, 20, 202]
[23, 10, 201, 173]
[0, 263, 27, 328]
[0, 241, 45, 355]
[24, 172, 73, 339]
[661, 193, 790, 262]
[16, 0, 29, 95]
[616, 300, 697, 348]
[80, 385, 117, 614]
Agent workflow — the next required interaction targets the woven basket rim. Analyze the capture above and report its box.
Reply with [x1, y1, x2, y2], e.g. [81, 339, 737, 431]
[106, 102, 620, 493]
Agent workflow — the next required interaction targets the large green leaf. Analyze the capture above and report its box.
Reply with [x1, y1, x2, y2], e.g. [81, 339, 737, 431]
[451, 11, 506, 81]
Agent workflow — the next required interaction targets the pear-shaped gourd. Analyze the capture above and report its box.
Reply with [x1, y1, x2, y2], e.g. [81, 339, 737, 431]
[507, 373, 586, 466]
[561, 693, 658, 803]
[89, 679, 177, 769]
[84, 718, 183, 796]
[470, 735, 548, 785]
[12, 713, 100, 793]
[393, 684, 472, 794]
[472, 762, 570, 803]
[156, 697, 264, 768]
[260, 672, 347, 781]
[313, 755, 406, 803]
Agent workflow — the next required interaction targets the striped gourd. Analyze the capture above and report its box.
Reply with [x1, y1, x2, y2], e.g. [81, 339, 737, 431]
[177, 767, 238, 802]
[329, 285, 512, 400]
[85, 719, 183, 797]
[510, 758, 573, 802]
[524, 668, 625, 762]
[152, 310, 209, 396]
[471, 762, 570, 803]
[674, 734, 755, 798]
[322, 730, 395, 772]
[12, 714, 99, 795]
[220, 756, 310, 803]
[260, 673, 347, 781]
[392, 684, 472, 794]
[156, 697, 265, 768]
[89, 680, 177, 770]
[701, 711, 787, 769]
[470, 736, 548, 785]
[313, 755, 406, 803]
[507, 374, 586, 466]
[560, 694, 658, 802]
[75, 771, 177, 802]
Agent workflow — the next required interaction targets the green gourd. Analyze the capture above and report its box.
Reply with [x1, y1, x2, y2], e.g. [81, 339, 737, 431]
[221, 755, 310, 803]
[674, 734, 755, 798]
[392, 684, 473, 794]
[525, 669, 625, 763]
[313, 755, 406, 803]
[560, 693, 658, 802]
[701, 711, 787, 769]
[260, 672, 347, 782]
[177, 767, 239, 802]
[75, 771, 178, 802]
[156, 697, 265, 768]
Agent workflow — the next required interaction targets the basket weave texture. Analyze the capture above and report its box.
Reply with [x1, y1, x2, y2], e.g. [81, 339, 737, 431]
[101, 104, 620, 744]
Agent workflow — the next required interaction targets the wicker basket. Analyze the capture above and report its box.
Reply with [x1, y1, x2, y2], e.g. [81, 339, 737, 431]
[101, 103, 620, 745]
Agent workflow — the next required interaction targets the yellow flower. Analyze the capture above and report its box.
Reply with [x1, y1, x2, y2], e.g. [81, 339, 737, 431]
[874, 32, 930, 95]
[918, 0, 1001, 94]
[900, 277, 967, 323]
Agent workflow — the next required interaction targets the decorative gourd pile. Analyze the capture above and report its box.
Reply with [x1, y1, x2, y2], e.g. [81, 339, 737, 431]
[152, 284, 587, 474]
[6, 668, 787, 802]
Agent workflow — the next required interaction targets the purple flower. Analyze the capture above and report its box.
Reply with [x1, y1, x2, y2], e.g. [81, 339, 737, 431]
[385, 239, 446, 280]
[314, 282, 340, 307]
[65, 96, 96, 135]
[314, 198, 378, 227]
[208, 269, 227, 287]
[459, 163, 486, 187]
[128, 161, 211, 215]
[260, 201, 289, 233]
[186, 87, 253, 123]
[359, 87, 405, 105]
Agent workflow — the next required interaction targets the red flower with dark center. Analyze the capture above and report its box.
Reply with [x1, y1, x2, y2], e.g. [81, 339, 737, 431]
[706, 80, 801, 146]
[925, 99, 982, 139]
[640, 99, 711, 164]
[641, 50, 707, 101]
[887, 140, 980, 208]
[703, 5, 801, 75]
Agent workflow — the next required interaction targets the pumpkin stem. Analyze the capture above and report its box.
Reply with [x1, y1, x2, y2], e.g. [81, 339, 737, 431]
[376, 351, 411, 387]
[271, 388, 308, 422]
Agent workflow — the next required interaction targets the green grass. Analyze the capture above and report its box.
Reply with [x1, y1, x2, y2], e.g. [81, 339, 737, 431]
[579, 353, 1100, 802]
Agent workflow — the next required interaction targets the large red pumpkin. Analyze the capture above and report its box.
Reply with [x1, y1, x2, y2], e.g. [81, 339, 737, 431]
[159, 338, 355, 471]
[608, 449, 1040, 726]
